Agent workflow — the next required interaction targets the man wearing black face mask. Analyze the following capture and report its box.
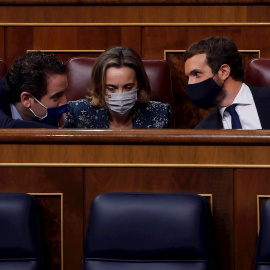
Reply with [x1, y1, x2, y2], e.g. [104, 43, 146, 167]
[184, 36, 270, 129]
[0, 51, 68, 128]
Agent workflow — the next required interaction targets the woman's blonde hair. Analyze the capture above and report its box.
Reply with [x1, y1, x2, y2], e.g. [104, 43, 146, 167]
[88, 46, 151, 107]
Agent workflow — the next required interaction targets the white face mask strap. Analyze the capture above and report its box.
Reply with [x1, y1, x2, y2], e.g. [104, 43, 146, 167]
[29, 94, 48, 120]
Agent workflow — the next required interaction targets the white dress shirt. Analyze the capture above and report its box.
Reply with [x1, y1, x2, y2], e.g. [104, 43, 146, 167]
[219, 83, 262, 129]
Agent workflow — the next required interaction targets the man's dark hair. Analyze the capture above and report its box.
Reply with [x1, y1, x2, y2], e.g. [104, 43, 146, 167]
[6, 51, 68, 104]
[184, 36, 244, 82]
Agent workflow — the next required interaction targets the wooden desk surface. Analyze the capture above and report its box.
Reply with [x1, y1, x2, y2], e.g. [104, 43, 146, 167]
[0, 129, 270, 167]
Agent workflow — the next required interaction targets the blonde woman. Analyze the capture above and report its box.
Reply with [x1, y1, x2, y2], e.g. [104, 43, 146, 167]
[64, 46, 171, 129]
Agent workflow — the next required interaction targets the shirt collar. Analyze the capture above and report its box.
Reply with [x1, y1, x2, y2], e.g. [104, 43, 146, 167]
[233, 82, 253, 105]
[10, 103, 23, 120]
[219, 82, 253, 117]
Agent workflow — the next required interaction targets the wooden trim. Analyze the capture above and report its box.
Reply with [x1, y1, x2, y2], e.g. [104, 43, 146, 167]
[3, 163, 270, 168]
[239, 50, 261, 57]
[26, 50, 105, 53]
[164, 50, 261, 61]
[257, 195, 270, 234]
[164, 50, 185, 60]
[200, 194, 213, 213]
[1, 129, 270, 145]
[1, 23, 270, 27]
[1, 0, 270, 5]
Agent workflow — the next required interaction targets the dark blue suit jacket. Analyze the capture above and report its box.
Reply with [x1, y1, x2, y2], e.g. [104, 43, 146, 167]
[0, 77, 55, 128]
[195, 86, 270, 129]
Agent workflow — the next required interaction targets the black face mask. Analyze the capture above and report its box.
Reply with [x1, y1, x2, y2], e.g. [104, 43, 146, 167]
[186, 77, 223, 110]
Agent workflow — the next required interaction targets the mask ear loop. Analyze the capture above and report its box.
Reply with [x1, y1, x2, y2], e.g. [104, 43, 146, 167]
[28, 94, 48, 120]
[212, 68, 227, 89]
[215, 64, 230, 88]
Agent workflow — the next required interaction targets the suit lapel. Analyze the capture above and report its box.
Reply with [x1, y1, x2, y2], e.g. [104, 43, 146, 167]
[195, 108, 223, 129]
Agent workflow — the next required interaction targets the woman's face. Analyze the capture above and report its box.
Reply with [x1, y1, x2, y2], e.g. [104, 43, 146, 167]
[105, 66, 138, 94]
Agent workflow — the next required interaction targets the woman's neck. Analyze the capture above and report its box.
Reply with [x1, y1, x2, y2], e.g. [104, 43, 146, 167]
[109, 112, 133, 129]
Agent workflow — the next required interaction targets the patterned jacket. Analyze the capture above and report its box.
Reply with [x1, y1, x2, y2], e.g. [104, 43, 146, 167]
[64, 99, 171, 129]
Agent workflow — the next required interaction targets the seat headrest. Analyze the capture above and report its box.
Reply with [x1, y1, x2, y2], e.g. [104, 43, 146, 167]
[245, 58, 270, 87]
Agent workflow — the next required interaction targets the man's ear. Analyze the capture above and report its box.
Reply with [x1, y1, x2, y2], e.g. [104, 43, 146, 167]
[20, 92, 33, 108]
[218, 64, 231, 81]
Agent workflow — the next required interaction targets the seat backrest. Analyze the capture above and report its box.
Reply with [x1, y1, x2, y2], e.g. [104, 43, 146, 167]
[255, 198, 270, 270]
[0, 193, 43, 270]
[66, 57, 175, 126]
[245, 58, 270, 87]
[0, 58, 7, 77]
[83, 192, 219, 270]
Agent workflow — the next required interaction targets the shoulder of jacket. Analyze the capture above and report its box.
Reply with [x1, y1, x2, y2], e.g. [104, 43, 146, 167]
[143, 101, 170, 110]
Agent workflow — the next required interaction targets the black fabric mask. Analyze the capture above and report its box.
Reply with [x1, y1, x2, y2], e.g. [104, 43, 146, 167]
[186, 77, 223, 109]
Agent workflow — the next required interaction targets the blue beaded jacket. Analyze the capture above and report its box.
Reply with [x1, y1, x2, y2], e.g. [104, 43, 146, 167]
[64, 99, 171, 129]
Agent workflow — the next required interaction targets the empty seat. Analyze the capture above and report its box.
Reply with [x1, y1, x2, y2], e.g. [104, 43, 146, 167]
[255, 198, 270, 270]
[0, 193, 43, 270]
[83, 192, 220, 270]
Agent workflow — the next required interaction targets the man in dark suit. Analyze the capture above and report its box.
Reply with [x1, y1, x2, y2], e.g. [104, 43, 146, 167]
[184, 36, 270, 129]
[0, 51, 68, 128]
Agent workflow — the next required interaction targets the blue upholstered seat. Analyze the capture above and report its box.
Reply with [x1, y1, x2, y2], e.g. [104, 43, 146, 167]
[0, 193, 43, 270]
[83, 193, 220, 270]
[255, 199, 270, 270]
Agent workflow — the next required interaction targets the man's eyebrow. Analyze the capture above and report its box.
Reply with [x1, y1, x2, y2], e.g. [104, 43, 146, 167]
[50, 91, 65, 99]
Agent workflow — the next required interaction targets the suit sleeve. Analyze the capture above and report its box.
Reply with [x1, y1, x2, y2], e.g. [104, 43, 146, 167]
[0, 77, 56, 128]
[0, 109, 56, 128]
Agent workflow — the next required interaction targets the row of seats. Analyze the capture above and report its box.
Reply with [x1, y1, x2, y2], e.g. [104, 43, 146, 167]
[1, 192, 270, 270]
[0, 57, 269, 127]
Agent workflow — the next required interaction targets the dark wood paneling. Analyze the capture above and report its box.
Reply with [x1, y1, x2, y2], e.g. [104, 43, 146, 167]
[120, 27, 142, 55]
[0, 6, 269, 24]
[4, 26, 142, 66]
[234, 169, 270, 270]
[34, 195, 62, 270]
[33, 26, 141, 53]
[84, 167, 234, 270]
[5, 27, 34, 68]
[0, 27, 4, 59]
[142, 26, 270, 58]
[0, 167, 84, 270]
